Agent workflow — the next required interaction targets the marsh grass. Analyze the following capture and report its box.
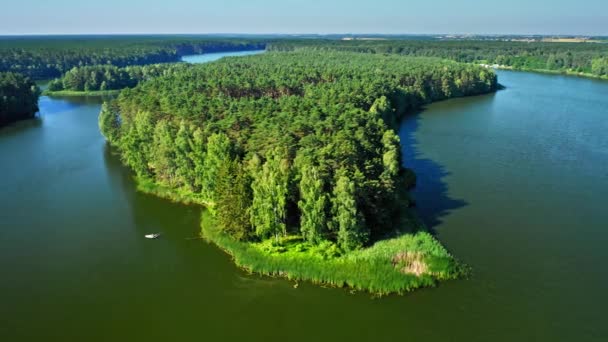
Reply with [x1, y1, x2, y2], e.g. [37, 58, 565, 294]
[200, 210, 467, 295]
[136, 177, 214, 207]
[43, 89, 121, 97]
[134, 176, 467, 295]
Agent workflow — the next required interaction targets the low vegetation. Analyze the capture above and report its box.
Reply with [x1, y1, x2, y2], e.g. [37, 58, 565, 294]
[200, 210, 467, 295]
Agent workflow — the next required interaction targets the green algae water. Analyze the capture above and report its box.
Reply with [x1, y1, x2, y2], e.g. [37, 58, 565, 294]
[1, 65, 607, 341]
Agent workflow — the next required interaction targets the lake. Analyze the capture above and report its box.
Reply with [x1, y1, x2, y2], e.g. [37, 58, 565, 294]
[181, 50, 265, 63]
[1, 59, 607, 340]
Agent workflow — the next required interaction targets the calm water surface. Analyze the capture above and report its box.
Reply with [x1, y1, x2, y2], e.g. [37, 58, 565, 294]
[1, 64, 607, 341]
[181, 50, 265, 63]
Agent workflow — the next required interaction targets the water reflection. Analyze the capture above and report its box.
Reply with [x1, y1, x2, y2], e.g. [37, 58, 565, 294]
[400, 110, 468, 229]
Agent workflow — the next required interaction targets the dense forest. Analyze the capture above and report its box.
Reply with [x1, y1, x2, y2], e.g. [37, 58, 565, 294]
[101, 51, 497, 251]
[0, 36, 265, 79]
[4, 35, 606, 82]
[268, 40, 608, 76]
[47, 63, 190, 92]
[0, 72, 40, 127]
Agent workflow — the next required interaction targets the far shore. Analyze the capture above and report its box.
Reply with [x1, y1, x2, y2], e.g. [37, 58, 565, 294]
[42, 89, 121, 97]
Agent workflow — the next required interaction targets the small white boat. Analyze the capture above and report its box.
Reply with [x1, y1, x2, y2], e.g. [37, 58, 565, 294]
[145, 233, 161, 239]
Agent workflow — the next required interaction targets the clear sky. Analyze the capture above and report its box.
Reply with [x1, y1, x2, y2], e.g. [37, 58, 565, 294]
[1, 0, 606, 36]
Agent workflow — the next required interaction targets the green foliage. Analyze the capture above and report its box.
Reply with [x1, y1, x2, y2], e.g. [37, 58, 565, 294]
[150, 120, 177, 186]
[332, 170, 368, 251]
[297, 166, 328, 243]
[200, 211, 466, 295]
[381, 130, 401, 183]
[174, 121, 196, 190]
[592, 58, 608, 76]
[250, 148, 290, 241]
[201, 132, 233, 204]
[120, 110, 154, 177]
[98, 102, 121, 144]
[103, 50, 496, 244]
[269, 39, 608, 76]
[0, 36, 266, 79]
[215, 160, 253, 240]
[0, 72, 39, 127]
[370, 96, 396, 128]
[46, 63, 192, 93]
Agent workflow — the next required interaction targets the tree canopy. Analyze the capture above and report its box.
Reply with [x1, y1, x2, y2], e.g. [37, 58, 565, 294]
[269, 40, 608, 76]
[0, 72, 40, 127]
[47, 63, 191, 92]
[101, 50, 497, 250]
[0, 36, 265, 79]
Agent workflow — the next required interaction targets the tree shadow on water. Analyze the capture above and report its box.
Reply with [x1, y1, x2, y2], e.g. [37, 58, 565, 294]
[399, 110, 468, 231]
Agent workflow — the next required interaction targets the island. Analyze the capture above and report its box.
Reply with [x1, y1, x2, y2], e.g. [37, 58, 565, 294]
[100, 50, 498, 294]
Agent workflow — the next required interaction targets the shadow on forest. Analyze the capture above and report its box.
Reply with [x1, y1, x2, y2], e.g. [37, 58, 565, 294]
[399, 109, 468, 230]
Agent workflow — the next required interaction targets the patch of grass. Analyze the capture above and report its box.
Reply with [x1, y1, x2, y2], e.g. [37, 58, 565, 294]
[136, 177, 214, 207]
[132, 174, 467, 295]
[200, 210, 467, 295]
[491, 65, 608, 80]
[42, 89, 121, 96]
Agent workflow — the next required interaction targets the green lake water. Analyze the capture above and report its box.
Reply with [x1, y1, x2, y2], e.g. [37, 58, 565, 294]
[1, 60, 607, 341]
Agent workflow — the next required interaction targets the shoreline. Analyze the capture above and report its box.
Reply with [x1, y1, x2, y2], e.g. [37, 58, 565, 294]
[100, 51, 499, 295]
[134, 175, 467, 295]
[43, 89, 121, 97]
[116, 88, 500, 295]
[483, 64, 608, 81]
[199, 209, 466, 296]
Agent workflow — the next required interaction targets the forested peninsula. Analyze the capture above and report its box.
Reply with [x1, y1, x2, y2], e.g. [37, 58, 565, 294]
[0, 72, 40, 127]
[100, 51, 497, 294]
[44, 63, 189, 96]
[0, 36, 265, 79]
[268, 40, 608, 78]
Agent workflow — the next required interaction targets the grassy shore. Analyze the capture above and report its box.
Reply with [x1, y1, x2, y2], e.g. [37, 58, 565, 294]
[42, 89, 121, 96]
[133, 175, 466, 295]
[136, 177, 214, 207]
[487, 65, 608, 81]
[199, 210, 466, 295]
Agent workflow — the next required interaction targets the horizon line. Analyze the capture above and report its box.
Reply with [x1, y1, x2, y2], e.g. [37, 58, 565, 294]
[1, 32, 607, 38]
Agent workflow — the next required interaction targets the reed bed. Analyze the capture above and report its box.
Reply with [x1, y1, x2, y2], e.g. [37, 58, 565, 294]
[200, 211, 466, 295]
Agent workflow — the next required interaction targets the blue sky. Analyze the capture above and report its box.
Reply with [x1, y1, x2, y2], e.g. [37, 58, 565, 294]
[1, 0, 606, 35]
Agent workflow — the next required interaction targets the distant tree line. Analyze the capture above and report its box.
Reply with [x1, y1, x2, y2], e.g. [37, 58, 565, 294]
[268, 40, 608, 76]
[100, 51, 497, 250]
[47, 63, 190, 92]
[0, 37, 266, 79]
[0, 72, 40, 127]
